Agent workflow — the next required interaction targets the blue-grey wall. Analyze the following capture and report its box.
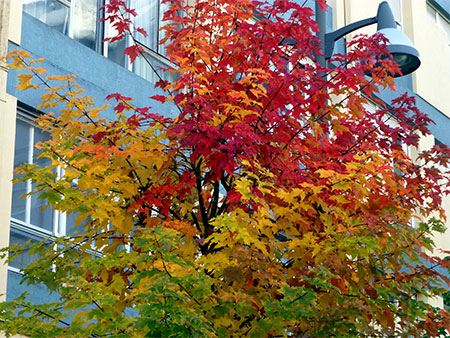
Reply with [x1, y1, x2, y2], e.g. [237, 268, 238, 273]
[377, 77, 450, 146]
[7, 13, 178, 120]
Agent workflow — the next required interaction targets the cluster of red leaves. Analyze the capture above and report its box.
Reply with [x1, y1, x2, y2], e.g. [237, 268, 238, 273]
[101, 0, 147, 62]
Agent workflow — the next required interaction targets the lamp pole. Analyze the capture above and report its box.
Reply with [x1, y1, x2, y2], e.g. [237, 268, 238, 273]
[315, 1, 327, 68]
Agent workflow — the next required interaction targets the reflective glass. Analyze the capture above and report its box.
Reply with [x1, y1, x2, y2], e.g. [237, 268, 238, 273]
[23, 0, 70, 35]
[106, 15, 127, 66]
[33, 127, 51, 169]
[133, 0, 170, 54]
[133, 53, 178, 84]
[30, 188, 54, 231]
[11, 120, 30, 222]
[108, 39, 127, 66]
[134, 0, 159, 51]
[73, 0, 98, 50]
[30, 128, 54, 231]
[65, 211, 87, 235]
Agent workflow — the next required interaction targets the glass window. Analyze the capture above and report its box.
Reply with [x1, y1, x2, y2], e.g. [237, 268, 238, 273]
[23, 0, 175, 83]
[11, 120, 30, 222]
[133, 0, 170, 55]
[23, 0, 70, 35]
[105, 20, 128, 67]
[11, 116, 60, 232]
[9, 112, 85, 287]
[133, 51, 177, 84]
[73, 0, 100, 50]
[11, 114, 81, 235]
[134, 0, 160, 51]
[11, 117, 55, 232]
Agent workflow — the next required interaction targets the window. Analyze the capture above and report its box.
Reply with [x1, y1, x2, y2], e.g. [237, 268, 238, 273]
[12, 115, 56, 232]
[427, 3, 450, 55]
[133, 0, 169, 55]
[132, 49, 178, 85]
[23, 0, 100, 51]
[23, 0, 70, 35]
[72, 0, 102, 51]
[9, 112, 75, 273]
[23, 0, 175, 83]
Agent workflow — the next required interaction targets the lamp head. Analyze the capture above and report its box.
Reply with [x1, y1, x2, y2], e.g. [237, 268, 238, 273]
[376, 1, 421, 77]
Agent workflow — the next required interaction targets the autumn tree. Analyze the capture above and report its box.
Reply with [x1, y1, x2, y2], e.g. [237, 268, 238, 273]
[2, 0, 450, 337]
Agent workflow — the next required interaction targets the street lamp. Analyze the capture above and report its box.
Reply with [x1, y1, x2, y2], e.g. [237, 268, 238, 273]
[317, 1, 421, 77]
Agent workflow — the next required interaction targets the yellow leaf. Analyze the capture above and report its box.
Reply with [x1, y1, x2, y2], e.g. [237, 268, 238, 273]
[17, 74, 38, 90]
[330, 195, 349, 204]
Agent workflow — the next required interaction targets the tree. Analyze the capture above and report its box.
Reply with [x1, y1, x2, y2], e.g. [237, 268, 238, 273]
[2, 0, 450, 337]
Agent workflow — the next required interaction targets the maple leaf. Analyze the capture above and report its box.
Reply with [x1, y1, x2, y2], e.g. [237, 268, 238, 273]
[150, 94, 167, 103]
[124, 45, 143, 63]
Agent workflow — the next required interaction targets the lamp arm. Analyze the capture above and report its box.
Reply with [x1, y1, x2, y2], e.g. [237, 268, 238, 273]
[324, 16, 377, 60]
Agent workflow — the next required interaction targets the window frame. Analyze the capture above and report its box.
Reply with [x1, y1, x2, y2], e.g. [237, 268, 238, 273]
[9, 109, 74, 274]
[427, 2, 450, 45]
[23, 0, 175, 82]
[10, 110, 70, 242]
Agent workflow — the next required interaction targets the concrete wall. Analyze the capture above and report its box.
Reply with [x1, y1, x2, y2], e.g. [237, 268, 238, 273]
[403, 0, 450, 117]
[7, 13, 179, 120]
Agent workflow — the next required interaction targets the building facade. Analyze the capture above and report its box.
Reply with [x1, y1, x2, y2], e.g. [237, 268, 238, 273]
[328, 0, 450, 308]
[1, 0, 450, 320]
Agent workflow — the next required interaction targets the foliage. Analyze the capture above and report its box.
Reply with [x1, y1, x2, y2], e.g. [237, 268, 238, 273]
[2, 0, 450, 337]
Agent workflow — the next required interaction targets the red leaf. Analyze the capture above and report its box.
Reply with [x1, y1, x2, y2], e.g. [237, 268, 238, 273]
[124, 45, 142, 63]
[150, 95, 167, 103]
[136, 27, 148, 38]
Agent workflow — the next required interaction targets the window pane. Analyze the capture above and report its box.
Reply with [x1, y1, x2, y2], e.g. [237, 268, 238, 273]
[30, 191, 54, 231]
[23, 0, 70, 35]
[11, 120, 30, 222]
[158, 1, 170, 54]
[11, 180, 27, 222]
[31, 126, 54, 231]
[106, 16, 127, 66]
[134, 0, 159, 51]
[11, 120, 30, 221]
[73, 0, 99, 50]
[108, 39, 127, 66]
[133, 53, 177, 84]
[13, 120, 30, 169]
[12, 118, 54, 231]
[65, 212, 85, 235]
[33, 127, 51, 168]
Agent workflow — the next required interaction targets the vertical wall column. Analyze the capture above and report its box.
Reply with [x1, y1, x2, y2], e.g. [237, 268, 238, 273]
[0, 0, 21, 301]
